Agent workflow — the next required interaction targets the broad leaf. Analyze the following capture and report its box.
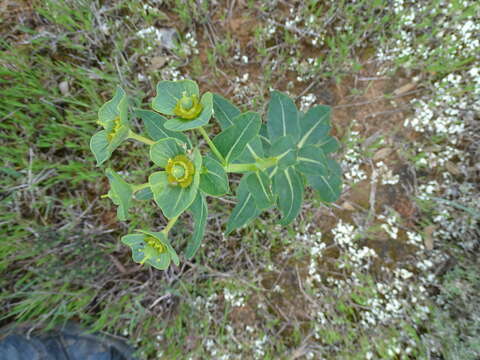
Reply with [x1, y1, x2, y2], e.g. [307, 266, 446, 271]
[98, 86, 128, 130]
[296, 145, 329, 176]
[306, 158, 342, 203]
[105, 168, 133, 221]
[268, 135, 296, 170]
[234, 136, 265, 163]
[90, 130, 110, 166]
[151, 80, 199, 116]
[164, 92, 213, 131]
[199, 154, 229, 196]
[185, 192, 208, 259]
[213, 112, 261, 163]
[273, 166, 304, 225]
[267, 91, 300, 142]
[149, 149, 202, 218]
[150, 138, 185, 168]
[246, 171, 274, 210]
[134, 187, 154, 201]
[318, 135, 340, 154]
[213, 93, 240, 130]
[298, 105, 331, 148]
[226, 176, 260, 234]
[135, 109, 190, 146]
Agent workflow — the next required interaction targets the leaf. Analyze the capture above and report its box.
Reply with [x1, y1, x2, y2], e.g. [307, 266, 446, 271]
[213, 112, 261, 163]
[105, 168, 133, 221]
[226, 176, 260, 234]
[298, 105, 332, 148]
[296, 145, 329, 176]
[199, 154, 229, 196]
[234, 136, 265, 163]
[137, 230, 180, 268]
[213, 93, 240, 130]
[318, 135, 340, 154]
[164, 92, 213, 131]
[267, 91, 300, 142]
[185, 192, 208, 259]
[272, 167, 304, 225]
[98, 86, 128, 130]
[135, 109, 190, 146]
[90, 130, 110, 166]
[151, 80, 199, 116]
[149, 138, 185, 168]
[268, 135, 296, 170]
[134, 187, 153, 201]
[246, 171, 274, 210]
[306, 158, 342, 203]
[149, 149, 202, 218]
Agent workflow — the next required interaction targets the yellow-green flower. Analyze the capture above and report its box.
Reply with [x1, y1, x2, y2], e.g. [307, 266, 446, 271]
[166, 154, 195, 188]
[173, 92, 203, 120]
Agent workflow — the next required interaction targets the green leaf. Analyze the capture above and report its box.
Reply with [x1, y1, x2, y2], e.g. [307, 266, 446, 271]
[98, 86, 128, 130]
[121, 233, 146, 263]
[268, 135, 296, 170]
[213, 112, 261, 163]
[296, 145, 328, 176]
[105, 168, 133, 221]
[135, 109, 190, 146]
[306, 158, 342, 203]
[150, 149, 202, 218]
[149, 138, 185, 168]
[319, 136, 341, 154]
[212, 93, 241, 130]
[90, 131, 110, 166]
[234, 136, 264, 163]
[272, 166, 304, 225]
[134, 187, 153, 201]
[199, 154, 229, 196]
[267, 91, 300, 142]
[164, 92, 213, 131]
[246, 171, 274, 210]
[298, 105, 332, 148]
[185, 192, 208, 259]
[226, 176, 260, 234]
[137, 230, 180, 268]
[151, 80, 199, 116]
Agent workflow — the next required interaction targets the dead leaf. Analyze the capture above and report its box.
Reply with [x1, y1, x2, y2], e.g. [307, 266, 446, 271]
[445, 161, 461, 176]
[393, 82, 416, 95]
[149, 56, 167, 71]
[373, 147, 393, 161]
[424, 225, 436, 250]
[341, 201, 355, 211]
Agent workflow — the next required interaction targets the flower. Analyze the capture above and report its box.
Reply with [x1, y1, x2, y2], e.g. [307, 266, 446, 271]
[173, 92, 203, 120]
[165, 154, 195, 188]
[121, 230, 179, 270]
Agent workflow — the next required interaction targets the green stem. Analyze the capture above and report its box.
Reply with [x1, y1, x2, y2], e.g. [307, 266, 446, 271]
[128, 130, 155, 146]
[162, 215, 180, 235]
[197, 126, 226, 165]
[226, 157, 278, 173]
[132, 183, 149, 193]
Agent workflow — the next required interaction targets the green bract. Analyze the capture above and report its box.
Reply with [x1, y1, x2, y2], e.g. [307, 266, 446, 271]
[90, 80, 343, 271]
[90, 87, 130, 166]
[121, 230, 179, 270]
[151, 80, 213, 132]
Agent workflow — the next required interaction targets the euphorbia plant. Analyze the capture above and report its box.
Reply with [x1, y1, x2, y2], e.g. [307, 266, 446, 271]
[90, 80, 342, 270]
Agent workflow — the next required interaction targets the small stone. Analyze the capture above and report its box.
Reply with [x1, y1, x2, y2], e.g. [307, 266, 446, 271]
[59, 81, 69, 95]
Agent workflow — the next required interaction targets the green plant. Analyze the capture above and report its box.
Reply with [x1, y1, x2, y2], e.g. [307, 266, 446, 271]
[90, 79, 342, 270]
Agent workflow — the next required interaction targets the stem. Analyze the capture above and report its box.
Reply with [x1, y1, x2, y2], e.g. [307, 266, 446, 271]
[226, 157, 278, 173]
[226, 163, 258, 173]
[162, 215, 180, 235]
[131, 183, 149, 193]
[197, 126, 226, 165]
[128, 130, 155, 145]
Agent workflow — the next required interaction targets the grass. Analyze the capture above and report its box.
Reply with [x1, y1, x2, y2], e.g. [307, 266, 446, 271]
[1, 0, 479, 359]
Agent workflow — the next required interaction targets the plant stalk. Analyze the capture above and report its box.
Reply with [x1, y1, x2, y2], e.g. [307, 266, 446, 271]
[197, 126, 226, 165]
[162, 215, 180, 235]
[128, 130, 155, 146]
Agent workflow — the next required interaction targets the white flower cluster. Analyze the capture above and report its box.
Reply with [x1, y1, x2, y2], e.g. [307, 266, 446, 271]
[183, 32, 199, 55]
[374, 161, 400, 185]
[223, 287, 246, 307]
[341, 127, 368, 184]
[378, 214, 399, 240]
[299, 93, 317, 111]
